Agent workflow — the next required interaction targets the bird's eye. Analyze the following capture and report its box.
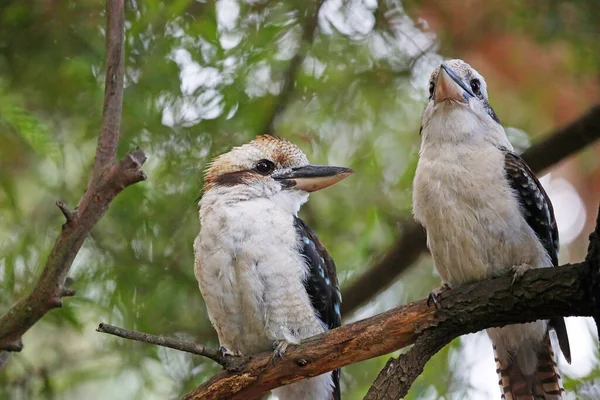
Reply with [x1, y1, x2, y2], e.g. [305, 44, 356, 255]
[428, 81, 435, 99]
[255, 159, 275, 175]
[470, 79, 481, 95]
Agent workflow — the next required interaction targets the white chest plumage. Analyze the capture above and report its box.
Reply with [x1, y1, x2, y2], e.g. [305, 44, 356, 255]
[194, 196, 325, 356]
[413, 142, 550, 286]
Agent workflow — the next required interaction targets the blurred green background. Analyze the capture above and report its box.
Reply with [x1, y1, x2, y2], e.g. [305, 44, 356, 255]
[1, 0, 599, 399]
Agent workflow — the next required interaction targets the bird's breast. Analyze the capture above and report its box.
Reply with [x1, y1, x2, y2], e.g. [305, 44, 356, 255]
[194, 198, 312, 355]
[413, 144, 531, 286]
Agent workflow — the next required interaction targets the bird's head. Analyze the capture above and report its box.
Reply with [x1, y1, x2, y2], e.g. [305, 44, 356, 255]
[201, 135, 353, 213]
[421, 59, 510, 148]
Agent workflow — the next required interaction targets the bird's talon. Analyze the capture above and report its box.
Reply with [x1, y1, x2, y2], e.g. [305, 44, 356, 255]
[427, 292, 440, 309]
[271, 340, 290, 365]
[510, 263, 531, 284]
[219, 346, 239, 357]
[427, 283, 452, 309]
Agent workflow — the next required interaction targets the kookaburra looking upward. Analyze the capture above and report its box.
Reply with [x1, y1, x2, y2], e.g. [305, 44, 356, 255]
[412, 60, 571, 399]
[194, 135, 352, 400]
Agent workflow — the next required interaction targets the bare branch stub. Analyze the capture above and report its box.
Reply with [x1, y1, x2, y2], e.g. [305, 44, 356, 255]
[0, 0, 146, 352]
[56, 201, 77, 225]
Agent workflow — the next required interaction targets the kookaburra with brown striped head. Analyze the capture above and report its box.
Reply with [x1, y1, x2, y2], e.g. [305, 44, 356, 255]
[412, 60, 571, 399]
[194, 135, 352, 400]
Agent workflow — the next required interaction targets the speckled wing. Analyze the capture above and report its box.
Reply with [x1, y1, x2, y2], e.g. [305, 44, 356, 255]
[294, 217, 342, 400]
[503, 150, 571, 363]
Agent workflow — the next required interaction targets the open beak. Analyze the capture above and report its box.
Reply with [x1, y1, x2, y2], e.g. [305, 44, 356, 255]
[273, 165, 354, 192]
[435, 64, 475, 104]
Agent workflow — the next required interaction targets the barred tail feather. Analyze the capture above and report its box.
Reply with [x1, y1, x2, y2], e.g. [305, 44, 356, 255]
[495, 334, 564, 400]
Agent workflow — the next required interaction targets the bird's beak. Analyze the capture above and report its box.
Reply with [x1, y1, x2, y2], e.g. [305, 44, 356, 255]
[435, 64, 475, 104]
[273, 165, 354, 192]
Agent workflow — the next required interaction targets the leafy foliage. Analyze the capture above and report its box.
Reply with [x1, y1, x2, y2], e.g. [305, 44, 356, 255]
[0, 0, 598, 398]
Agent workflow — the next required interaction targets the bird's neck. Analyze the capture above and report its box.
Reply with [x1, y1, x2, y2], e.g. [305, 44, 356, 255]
[199, 186, 309, 219]
[422, 104, 512, 151]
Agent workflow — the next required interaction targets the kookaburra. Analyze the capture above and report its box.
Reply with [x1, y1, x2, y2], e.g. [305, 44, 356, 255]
[412, 60, 571, 399]
[194, 135, 352, 400]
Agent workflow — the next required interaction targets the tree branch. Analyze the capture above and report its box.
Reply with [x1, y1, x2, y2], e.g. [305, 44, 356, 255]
[341, 104, 600, 315]
[262, 0, 324, 134]
[96, 323, 246, 370]
[92, 0, 126, 180]
[0, 0, 146, 352]
[181, 226, 599, 400]
[365, 328, 444, 400]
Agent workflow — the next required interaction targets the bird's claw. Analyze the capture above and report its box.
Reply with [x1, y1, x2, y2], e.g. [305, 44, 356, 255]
[427, 283, 452, 310]
[510, 263, 532, 284]
[219, 346, 241, 357]
[271, 340, 290, 365]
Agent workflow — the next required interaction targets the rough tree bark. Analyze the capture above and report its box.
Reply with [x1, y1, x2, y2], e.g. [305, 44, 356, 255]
[0, 0, 145, 353]
[342, 104, 600, 315]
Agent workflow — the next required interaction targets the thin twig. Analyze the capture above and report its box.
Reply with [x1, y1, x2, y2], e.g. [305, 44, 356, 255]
[96, 323, 244, 369]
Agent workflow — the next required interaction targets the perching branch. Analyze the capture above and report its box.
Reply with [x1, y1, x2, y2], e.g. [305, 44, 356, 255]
[341, 104, 600, 315]
[262, 0, 325, 134]
[0, 0, 146, 352]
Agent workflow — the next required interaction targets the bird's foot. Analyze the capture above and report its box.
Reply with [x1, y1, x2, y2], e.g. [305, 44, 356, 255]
[271, 340, 290, 365]
[219, 346, 241, 358]
[427, 283, 452, 310]
[510, 263, 532, 284]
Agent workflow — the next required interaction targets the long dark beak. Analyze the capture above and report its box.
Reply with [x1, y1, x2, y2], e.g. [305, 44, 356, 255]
[273, 165, 354, 192]
[435, 64, 474, 104]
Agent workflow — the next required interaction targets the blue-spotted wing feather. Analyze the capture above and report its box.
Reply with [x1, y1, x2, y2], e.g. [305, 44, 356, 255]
[503, 150, 571, 363]
[294, 217, 342, 400]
